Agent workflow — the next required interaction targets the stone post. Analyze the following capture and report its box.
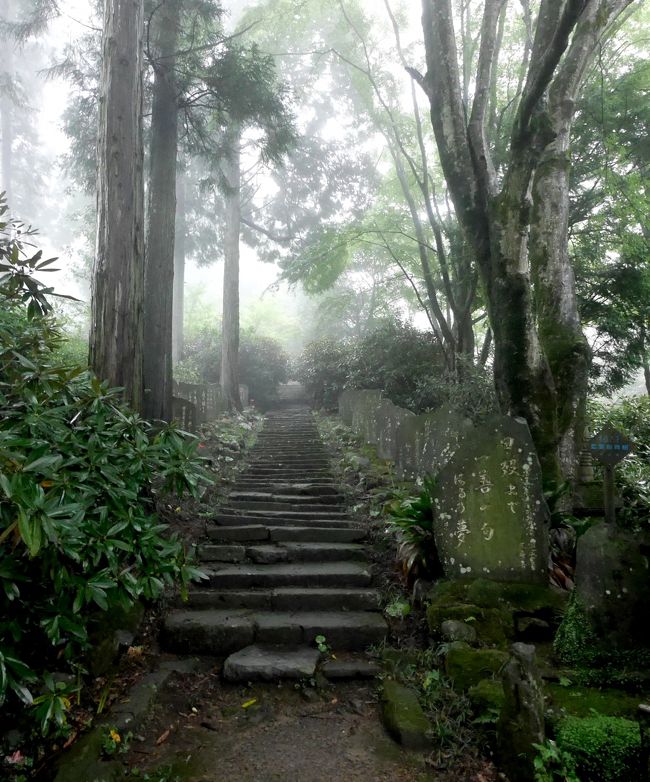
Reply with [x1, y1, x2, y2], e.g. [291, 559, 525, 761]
[497, 643, 545, 782]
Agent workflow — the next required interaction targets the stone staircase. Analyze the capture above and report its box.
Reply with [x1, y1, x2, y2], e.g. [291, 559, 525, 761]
[162, 406, 387, 680]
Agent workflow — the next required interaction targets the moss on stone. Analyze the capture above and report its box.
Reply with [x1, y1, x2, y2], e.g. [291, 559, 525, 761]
[427, 602, 482, 634]
[556, 715, 642, 782]
[444, 645, 509, 691]
[468, 678, 505, 723]
[546, 683, 641, 719]
[381, 679, 432, 750]
[474, 607, 514, 648]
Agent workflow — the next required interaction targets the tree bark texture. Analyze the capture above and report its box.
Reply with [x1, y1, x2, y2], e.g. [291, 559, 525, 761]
[220, 126, 242, 412]
[172, 168, 186, 365]
[143, 0, 180, 422]
[419, 0, 631, 481]
[90, 0, 145, 411]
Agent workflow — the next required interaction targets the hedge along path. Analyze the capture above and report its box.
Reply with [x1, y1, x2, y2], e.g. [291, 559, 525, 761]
[127, 404, 437, 781]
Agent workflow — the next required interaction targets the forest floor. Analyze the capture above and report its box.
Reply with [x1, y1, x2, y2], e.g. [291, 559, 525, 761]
[73, 406, 498, 782]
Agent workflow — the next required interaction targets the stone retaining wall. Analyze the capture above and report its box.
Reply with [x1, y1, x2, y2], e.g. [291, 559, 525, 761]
[339, 389, 549, 583]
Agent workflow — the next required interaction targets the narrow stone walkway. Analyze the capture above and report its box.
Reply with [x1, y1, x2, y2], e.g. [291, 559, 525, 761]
[163, 406, 387, 679]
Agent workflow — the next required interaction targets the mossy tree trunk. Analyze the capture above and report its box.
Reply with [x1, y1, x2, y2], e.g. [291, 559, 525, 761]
[90, 0, 146, 411]
[415, 0, 630, 481]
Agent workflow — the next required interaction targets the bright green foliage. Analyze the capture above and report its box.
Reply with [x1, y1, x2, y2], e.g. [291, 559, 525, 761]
[588, 397, 650, 529]
[532, 739, 580, 782]
[556, 716, 641, 782]
[0, 200, 208, 733]
[385, 476, 440, 580]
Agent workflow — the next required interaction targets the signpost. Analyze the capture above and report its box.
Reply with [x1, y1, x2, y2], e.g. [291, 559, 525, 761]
[589, 426, 633, 524]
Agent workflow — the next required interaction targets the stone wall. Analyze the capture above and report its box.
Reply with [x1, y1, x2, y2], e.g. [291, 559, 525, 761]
[339, 389, 549, 583]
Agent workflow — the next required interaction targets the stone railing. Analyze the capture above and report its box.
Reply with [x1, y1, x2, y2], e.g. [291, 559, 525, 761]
[172, 381, 249, 430]
[339, 389, 549, 584]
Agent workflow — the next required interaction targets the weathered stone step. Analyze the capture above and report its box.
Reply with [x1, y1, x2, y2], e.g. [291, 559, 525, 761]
[224, 499, 344, 513]
[215, 509, 352, 522]
[177, 586, 381, 611]
[213, 515, 358, 529]
[223, 645, 320, 681]
[198, 542, 367, 564]
[207, 525, 366, 544]
[227, 492, 342, 506]
[229, 482, 341, 495]
[201, 561, 372, 588]
[163, 608, 387, 653]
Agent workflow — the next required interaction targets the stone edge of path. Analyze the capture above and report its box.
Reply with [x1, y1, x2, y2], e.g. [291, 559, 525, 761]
[53, 658, 200, 782]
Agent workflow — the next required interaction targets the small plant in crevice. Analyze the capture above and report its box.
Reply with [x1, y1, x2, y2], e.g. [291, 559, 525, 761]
[101, 725, 132, 757]
[385, 475, 443, 584]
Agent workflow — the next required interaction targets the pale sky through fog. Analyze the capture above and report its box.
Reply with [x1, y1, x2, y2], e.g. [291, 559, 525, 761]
[18, 0, 426, 341]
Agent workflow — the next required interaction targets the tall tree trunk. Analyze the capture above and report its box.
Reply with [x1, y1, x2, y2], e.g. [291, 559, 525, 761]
[0, 0, 13, 205]
[90, 0, 145, 411]
[220, 125, 242, 412]
[172, 168, 186, 365]
[143, 0, 180, 422]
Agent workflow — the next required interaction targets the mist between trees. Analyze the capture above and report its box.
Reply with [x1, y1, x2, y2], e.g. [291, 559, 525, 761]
[1, 0, 648, 483]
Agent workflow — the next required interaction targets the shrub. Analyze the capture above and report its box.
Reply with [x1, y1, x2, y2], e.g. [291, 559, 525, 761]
[296, 323, 496, 418]
[239, 332, 289, 408]
[347, 321, 445, 410]
[556, 715, 641, 782]
[0, 199, 208, 739]
[296, 337, 352, 409]
[174, 325, 289, 407]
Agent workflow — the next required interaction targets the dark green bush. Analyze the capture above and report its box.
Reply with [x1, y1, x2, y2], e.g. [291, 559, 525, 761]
[0, 199, 208, 740]
[556, 715, 641, 782]
[174, 324, 289, 407]
[296, 337, 352, 409]
[296, 323, 495, 418]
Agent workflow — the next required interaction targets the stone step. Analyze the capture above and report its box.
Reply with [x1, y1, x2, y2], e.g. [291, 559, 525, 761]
[223, 645, 320, 681]
[178, 586, 381, 611]
[230, 482, 341, 495]
[227, 492, 343, 506]
[201, 561, 373, 589]
[163, 608, 387, 654]
[207, 525, 366, 544]
[215, 509, 352, 522]
[224, 499, 344, 513]
[197, 542, 367, 564]
[213, 515, 359, 529]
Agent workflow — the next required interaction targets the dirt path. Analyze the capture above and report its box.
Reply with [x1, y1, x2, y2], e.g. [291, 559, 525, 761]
[125, 663, 436, 782]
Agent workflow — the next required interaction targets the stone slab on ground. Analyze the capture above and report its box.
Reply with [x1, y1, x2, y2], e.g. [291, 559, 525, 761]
[223, 644, 320, 681]
[321, 659, 381, 679]
[381, 679, 432, 750]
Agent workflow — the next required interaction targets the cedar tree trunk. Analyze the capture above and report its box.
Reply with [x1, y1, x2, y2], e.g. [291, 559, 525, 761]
[172, 168, 186, 365]
[90, 0, 145, 411]
[220, 125, 242, 412]
[143, 0, 180, 421]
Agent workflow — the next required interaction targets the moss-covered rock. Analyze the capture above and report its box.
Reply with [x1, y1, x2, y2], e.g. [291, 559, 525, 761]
[427, 602, 482, 634]
[444, 644, 509, 690]
[556, 715, 642, 782]
[380, 680, 431, 749]
[546, 683, 642, 719]
[468, 678, 505, 723]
